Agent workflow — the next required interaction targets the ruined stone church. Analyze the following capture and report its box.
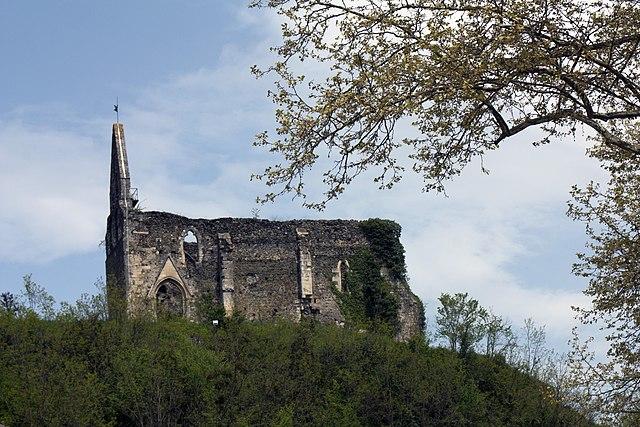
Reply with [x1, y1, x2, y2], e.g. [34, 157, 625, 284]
[105, 123, 423, 340]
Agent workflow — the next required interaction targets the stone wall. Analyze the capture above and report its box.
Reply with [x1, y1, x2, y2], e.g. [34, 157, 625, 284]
[124, 213, 360, 321]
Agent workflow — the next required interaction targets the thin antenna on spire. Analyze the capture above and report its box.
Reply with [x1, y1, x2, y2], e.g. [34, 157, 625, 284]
[114, 97, 119, 123]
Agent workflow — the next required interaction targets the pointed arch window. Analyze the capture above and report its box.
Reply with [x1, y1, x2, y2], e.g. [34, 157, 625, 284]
[183, 230, 199, 263]
[332, 260, 350, 292]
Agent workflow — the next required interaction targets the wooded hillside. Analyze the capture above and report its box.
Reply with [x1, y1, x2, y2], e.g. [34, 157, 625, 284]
[0, 312, 592, 426]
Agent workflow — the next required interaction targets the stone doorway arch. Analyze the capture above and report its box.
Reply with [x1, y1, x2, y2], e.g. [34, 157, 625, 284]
[155, 279, 185, 317]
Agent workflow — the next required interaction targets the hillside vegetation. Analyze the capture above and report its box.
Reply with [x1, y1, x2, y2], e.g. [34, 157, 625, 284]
[0, 312, 592, 426]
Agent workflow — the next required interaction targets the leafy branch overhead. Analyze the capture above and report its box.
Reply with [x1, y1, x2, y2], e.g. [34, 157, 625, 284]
[251, 0, 640, 208]
[568, 134, 640, 419]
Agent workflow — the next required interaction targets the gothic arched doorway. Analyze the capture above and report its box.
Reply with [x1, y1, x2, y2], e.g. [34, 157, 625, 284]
[155, 279, 185, 317]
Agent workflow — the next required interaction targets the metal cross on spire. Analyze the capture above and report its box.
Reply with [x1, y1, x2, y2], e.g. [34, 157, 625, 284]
[114, 97, 119, 123]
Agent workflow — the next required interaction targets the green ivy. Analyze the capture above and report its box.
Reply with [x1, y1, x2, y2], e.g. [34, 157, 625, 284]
[335, 249, 400, 335]
[418, 299, 426, 333]
[359, 218, 407, 281]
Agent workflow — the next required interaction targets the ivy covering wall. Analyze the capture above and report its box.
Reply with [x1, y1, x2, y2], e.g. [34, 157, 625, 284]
[359, 218, 407, 281]
[334, 249, 400, 334]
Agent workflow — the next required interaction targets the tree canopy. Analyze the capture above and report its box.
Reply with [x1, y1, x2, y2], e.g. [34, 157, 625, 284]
[251, 0, 640, 208]
[0, 305, 593, 425]
[568, 134, 640, 421]
[436, 292, 488, 355]
[0, 263, 603, 423]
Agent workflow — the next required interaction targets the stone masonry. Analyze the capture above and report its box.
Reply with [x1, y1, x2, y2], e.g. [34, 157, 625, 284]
[105, 124, 424, 340]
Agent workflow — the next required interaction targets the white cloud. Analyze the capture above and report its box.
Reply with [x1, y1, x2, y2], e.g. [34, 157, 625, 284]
[404, 217, 590, 341]
[0, 121, 108, 262]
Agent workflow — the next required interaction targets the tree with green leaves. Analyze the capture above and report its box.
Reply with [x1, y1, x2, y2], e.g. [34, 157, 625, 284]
[483, 310, 517, 358]
[518, 317, 549, 377]
[568, 133, 640, 420]
[250, 0, 640, 209]
[21, 274, 55, 320]
[436, 292, 487, 355]
[0, 292, 20, 316]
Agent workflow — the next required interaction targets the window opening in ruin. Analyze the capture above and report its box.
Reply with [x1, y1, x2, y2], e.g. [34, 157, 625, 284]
[183, 230, 199, 263]
[333, 260, 350, 292]
[155, 279, 184, 317]
[340, 260, 350, 292]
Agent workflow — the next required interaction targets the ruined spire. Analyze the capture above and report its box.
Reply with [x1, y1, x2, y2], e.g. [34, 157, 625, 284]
[109, 123, 134, 212]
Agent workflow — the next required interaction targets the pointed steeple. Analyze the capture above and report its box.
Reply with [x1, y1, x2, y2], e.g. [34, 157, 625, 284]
[109, 123, 135, 212]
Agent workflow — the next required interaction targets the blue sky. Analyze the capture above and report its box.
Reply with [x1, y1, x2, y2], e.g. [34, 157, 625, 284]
[0, 1, 605, 350]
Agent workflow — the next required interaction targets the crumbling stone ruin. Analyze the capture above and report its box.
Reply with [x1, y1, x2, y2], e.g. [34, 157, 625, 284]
[105, 124, 424, 340]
